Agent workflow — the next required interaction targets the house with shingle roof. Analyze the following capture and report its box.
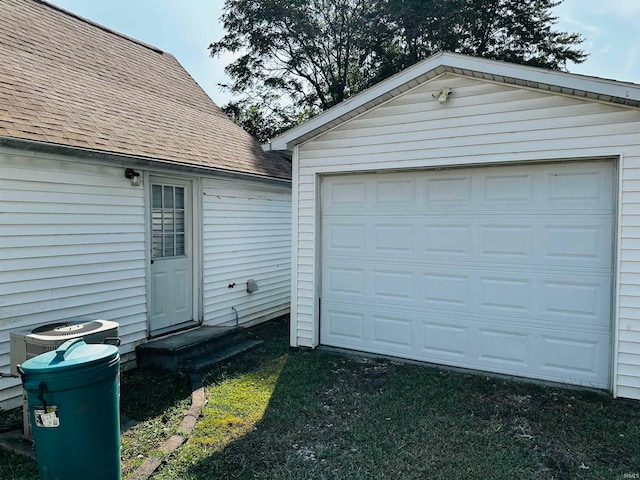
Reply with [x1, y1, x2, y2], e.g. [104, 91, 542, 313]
[0, 0, 291, 408]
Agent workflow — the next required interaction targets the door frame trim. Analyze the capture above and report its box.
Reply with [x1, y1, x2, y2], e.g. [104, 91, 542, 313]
[144, 171, 202, 337]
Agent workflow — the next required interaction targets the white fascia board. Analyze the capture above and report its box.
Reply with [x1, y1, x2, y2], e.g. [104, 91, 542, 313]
[264, 51, 640, 151]
[445, 53, 640, 101]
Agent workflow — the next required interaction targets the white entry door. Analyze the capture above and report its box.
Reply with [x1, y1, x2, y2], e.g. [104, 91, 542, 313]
[320, 161, 614, 388]
[150, 177, 194, 333]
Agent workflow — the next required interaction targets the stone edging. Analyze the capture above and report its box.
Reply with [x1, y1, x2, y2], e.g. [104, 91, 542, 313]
[128, 374, 206, 480]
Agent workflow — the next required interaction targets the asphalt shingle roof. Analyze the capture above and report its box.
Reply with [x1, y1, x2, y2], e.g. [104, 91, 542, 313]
[0, 0, 291, 180]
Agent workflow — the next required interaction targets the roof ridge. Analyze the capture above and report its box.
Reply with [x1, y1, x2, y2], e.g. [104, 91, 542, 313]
[34, 0, 164, 55]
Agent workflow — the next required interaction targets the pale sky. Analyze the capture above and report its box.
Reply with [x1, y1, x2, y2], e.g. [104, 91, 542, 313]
[48, 0, 640, 107]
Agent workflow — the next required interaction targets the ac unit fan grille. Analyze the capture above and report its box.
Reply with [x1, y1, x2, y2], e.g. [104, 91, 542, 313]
[31, 321, 106, 337]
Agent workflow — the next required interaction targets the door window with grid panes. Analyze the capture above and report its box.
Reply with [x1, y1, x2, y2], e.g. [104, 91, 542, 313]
[152, 184, 186, 259]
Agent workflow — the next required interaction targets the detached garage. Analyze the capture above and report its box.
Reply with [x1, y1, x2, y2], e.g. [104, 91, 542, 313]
[263, 52, 640, 398]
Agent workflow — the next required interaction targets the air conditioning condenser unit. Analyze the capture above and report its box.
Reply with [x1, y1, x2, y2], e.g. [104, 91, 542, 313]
[9, 319, 119, 440]
[10, 319, 120, 375]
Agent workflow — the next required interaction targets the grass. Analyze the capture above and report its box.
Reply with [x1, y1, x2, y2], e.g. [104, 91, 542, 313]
[0, 449, 38, 480]
[154, 318, 640, 479]
[120, 369, 192, 476]
[3, 316, 640, 479]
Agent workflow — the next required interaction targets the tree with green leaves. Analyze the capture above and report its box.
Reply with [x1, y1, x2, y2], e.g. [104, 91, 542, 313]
[211, 0, 586, 142]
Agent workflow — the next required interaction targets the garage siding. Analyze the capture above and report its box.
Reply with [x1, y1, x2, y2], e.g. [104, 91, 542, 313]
[0, 147, 148, 408]
[202, 178, 291, 327]
[294, 73, 640, 397]
[293, 170, 317, 346]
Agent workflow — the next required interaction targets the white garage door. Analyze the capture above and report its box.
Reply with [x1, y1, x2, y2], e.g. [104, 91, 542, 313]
[320, 161, 614, 388]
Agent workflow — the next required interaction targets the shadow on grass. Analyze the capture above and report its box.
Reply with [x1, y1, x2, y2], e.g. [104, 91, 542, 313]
[121, 368, 192, 422]
[0, 449, 38, 480]
[159, 317, 640, 480]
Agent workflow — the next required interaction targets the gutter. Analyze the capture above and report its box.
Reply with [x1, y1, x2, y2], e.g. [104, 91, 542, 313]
[0, 136, 292, 185]
[261, 142, 293, 153]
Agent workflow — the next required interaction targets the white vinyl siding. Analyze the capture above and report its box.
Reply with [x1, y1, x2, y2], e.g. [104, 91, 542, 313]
[202, 178, 291, 327]
[293, 73, 640, 398]
[293, 171, 317, 346]
[0, 148, 147, 408]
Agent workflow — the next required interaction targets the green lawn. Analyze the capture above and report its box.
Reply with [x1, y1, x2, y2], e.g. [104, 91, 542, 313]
[3, 316, 640, 479]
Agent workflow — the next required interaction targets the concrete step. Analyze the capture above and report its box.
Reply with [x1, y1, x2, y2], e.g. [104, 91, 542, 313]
[178, 339, 262, 373]
[136, 325, 259, 371]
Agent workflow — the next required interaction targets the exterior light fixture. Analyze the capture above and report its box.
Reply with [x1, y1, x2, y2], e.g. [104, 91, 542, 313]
[433, 87, 452, 104]
[124, 168, 141, 186]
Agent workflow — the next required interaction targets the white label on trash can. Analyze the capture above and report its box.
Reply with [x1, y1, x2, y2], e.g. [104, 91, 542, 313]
[34, 407, 60, 428]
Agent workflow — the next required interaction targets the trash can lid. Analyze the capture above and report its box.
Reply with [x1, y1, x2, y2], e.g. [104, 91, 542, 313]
[20, 338, 118, 374]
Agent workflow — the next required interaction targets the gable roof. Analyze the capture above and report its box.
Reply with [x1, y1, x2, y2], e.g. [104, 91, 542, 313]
[0, 0, 291, 180]
[263, 52, 640, 152]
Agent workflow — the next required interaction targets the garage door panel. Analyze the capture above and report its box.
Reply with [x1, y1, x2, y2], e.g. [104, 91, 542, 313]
[372, 314, 413, 350]
[374, 224, 416, 253]
[477, 328, 530, 367]
[421, 321, 469, 359]
[325, 266, 366, 298]
[324, 259, 611, 328]
[477, 275, 531, 314]
[477, 164, 613, 211]
[375, 178, 417, 208]
[325, 223, 366, 253]
[373, 270, 414, 301]
[479, 224, 533, 258]
[324, 179, 367, 209]
[480, 172, 535, 205]
[476, 217, 612, 268]
[323, 298, 609, 342]
[424, 174, 473, 207]
[324, 309, 366, 344]
[538, 335, 603, 377]
[424, 272, 470, 307]
[324, 215, 612, 268]
[322, 162, 613, 216]
[540, 277, 609, 325]
[321, 299, 609, 386]
[544, 166, 613, 206]
[545, 226, 600, 259]
[424, 222, 472, 257]
[542, 221, 612, 267]
[321, 161, 614, 388]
